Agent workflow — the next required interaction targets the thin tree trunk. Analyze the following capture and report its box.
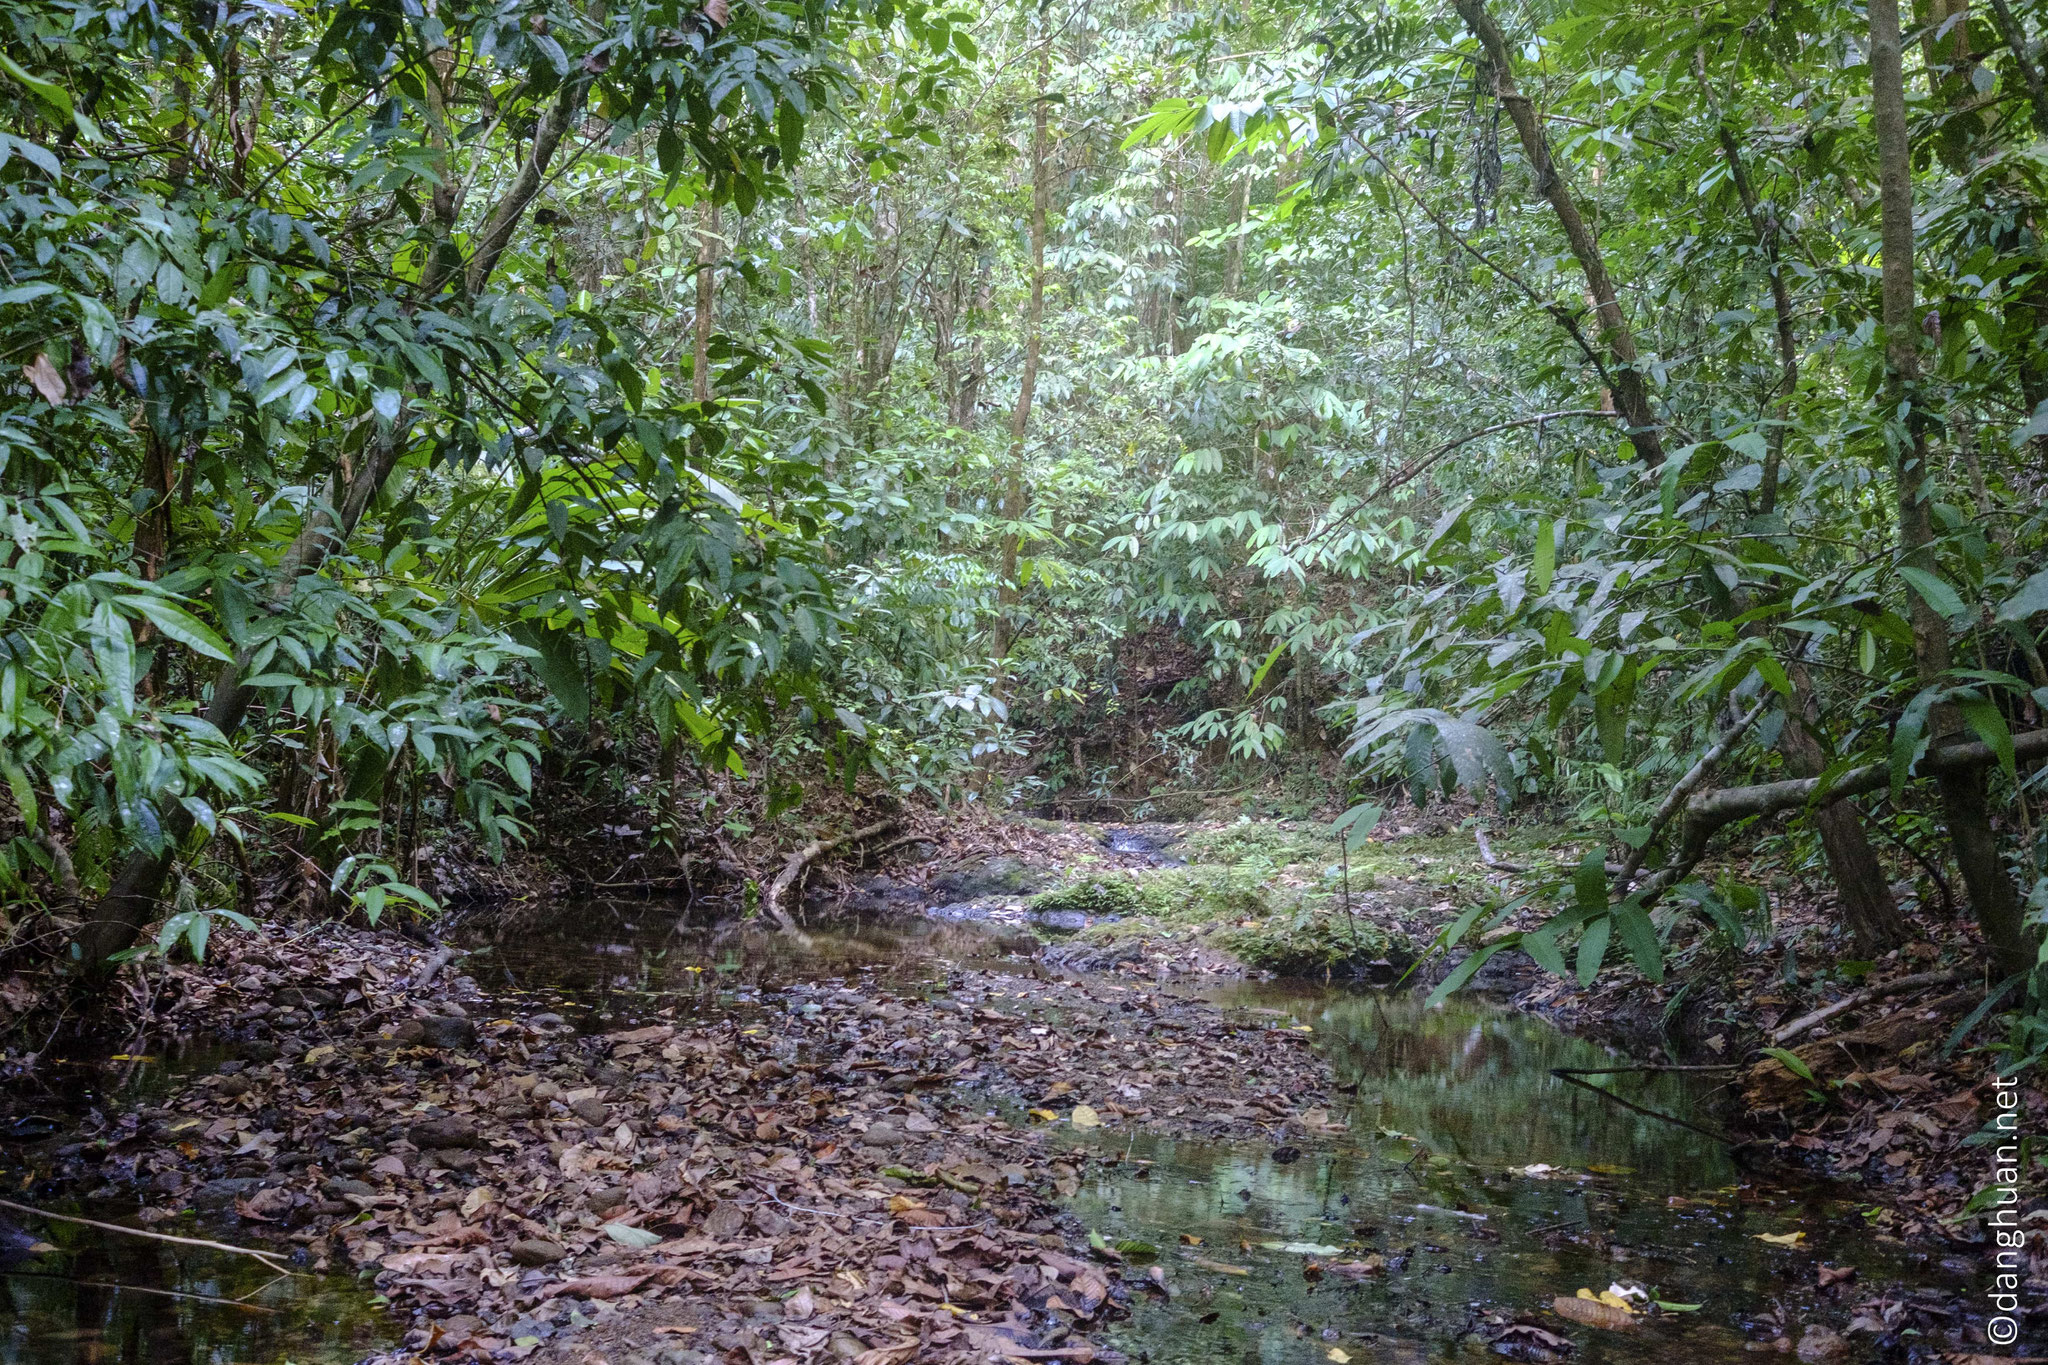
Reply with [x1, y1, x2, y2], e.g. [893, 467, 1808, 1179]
[694, 199, 721, 403]
[1224, 170, 1249, 299]
[994, 37, 1050, 663]
[1870, 0, 2034, 977]
[1450, 0, 1664, 467]
[1779, 662, 1907, 950]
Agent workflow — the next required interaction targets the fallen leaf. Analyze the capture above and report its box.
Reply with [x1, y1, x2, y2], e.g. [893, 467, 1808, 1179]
[602, 1222, 662, 1248]
[1327, 1350, 1350, 1363]
[1552, 1294, 1640, 1332]
[1818, 1264, 1856, 1288]
[1070, 1104, 1101, 1129]
[542, 1273, 652, 1300]
[1756, 1231, 1806, 1246]
[1189, 1257, 1250, 1276]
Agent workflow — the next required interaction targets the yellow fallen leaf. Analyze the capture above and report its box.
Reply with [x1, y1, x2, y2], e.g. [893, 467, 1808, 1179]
[887, 1194, 925, 1213]
[1028, 1107, 1058, 1121]
[1189, 1257, 1250, 1277]
[460, 1186, 495, 1218]
[1327, 1350, 1350, 1363]
[304, 1045, 336, 1066]
[1755, 1231, 1806, 1246]
[1588, 1288, 1635, 1312]
[1178, 1233, 1203, 1246]
[1070, 1104, 1101, 1129]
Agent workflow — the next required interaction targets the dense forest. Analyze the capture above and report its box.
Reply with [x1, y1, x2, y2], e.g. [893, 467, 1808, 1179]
[0, 0, 2045, 1356]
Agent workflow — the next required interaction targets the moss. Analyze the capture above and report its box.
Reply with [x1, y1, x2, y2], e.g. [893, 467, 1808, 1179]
[1219, 913, 1397, 975]
[1029, 865, 1269, 921]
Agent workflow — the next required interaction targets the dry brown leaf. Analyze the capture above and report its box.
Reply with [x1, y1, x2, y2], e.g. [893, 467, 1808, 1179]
[1551, 1294, 1640, 1332]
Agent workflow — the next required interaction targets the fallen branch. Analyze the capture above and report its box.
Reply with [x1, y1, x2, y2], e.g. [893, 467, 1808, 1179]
[409, 944, 459, 991]
[0, 1197, 297, 1276]
[1770, 969, 1969, 1046]
[1610, 696, 1771, 896]
[1473, 826, 1528, 873]
[762, 819, 899, 931]
[1639, 727, 2048, 903]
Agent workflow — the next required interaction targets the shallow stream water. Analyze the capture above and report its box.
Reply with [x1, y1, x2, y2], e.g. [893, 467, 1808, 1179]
[2, 898, 1977, 1363]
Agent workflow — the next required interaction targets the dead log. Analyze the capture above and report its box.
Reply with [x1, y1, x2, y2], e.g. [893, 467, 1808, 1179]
[762, 820, 899, 931]
[1641, 727, 2048, 903]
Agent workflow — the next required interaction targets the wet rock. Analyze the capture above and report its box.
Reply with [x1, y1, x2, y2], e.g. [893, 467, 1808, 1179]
[417, 1014, 478, 1050]
[701, 1201, 747, 1239]
[931, 855, 1052, 900]
[191, 1177, 258, 1210]
[509, 1238, 566, 1266]
[528, 1013, 568, 1031]
[495, 1099, 536, 1122]
[592, 1063, 629, 1088]
[860, 1120, 906, 1148]
[587, 1186, 630, 1214]
[408, 1116, 479, 1149]
[322, 1177, 377, 1199]
[569, 1096, 609, 1125]
[1796, 1326, 1848, 1361]
[274, 986, 339, 1010]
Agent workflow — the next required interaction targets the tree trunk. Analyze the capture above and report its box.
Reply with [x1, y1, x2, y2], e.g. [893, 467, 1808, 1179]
[1777, 672, 1907, 951]
[1870, 0, 2035, 977]
[994, 37, 1050, 663]
[1450, 0, 1664, 468]
[694, 199, 721, 404]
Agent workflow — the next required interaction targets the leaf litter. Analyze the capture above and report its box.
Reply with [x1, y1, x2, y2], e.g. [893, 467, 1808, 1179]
[5, 919, 1336, 1364]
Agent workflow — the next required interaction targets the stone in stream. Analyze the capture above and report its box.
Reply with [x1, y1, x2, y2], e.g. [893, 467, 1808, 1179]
[191, 1177, 258, 1210]
[417, 1014, 478, 1050]
[509, 1238, 566, 1267]
[1796, 1326, 1848, 1361]
[930, 855, 1051, 900]
[859, 1120, 906, 1148]
[408, 1116, 478, 1149]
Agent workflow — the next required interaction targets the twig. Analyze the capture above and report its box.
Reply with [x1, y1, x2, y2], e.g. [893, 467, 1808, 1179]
[1549, 1070, 1746, 1146]
[0, 1199, 297, 1275]
[0, 1269, 282, 1313]
[1611, 696, 1772, 895]
[1770, 970, 1969, 1045]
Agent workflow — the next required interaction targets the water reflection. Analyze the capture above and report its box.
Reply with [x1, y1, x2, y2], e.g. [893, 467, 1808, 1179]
[0, 1205, 392, 1365]
[1070, 983, 1955, 1364]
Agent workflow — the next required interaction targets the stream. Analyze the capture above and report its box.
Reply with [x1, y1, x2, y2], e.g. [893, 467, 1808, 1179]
[3, 896, 1976, 1363]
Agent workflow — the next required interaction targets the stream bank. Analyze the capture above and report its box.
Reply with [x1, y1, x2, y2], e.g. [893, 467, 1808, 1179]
[1, 816, 2037, 1362]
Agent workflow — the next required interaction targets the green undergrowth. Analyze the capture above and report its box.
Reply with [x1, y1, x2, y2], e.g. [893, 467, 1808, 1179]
[1032, 818, 1565, 977]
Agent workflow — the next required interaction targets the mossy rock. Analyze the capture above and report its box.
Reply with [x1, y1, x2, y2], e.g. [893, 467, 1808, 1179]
[1029, 866, 1269, 922]
[1219, 913, 1398, 976]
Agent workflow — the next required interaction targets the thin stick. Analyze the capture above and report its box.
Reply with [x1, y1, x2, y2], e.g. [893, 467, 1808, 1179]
[0, 1199, 297, 1275]
[0, 1269, 283, 1313]
[1549, 1070, 1745, 1146]
[1770, 969, 1968, 1045]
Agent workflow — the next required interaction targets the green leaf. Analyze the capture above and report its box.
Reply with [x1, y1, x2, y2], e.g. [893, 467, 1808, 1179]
[1956, 696, 2016, 784]
[1573, 849, 1607, 913]
[114, 595, 233, 662]
[1425, 940, 1508, 1007]
[1996, 568, 2048, 624]
[1611, 901, 1663, 982]
[1531, 517, 1556, 594]
[1897, 566, 1968, 622]
[1575, 914, 1611, 986]
[1760, 1046, 1815, 1082]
